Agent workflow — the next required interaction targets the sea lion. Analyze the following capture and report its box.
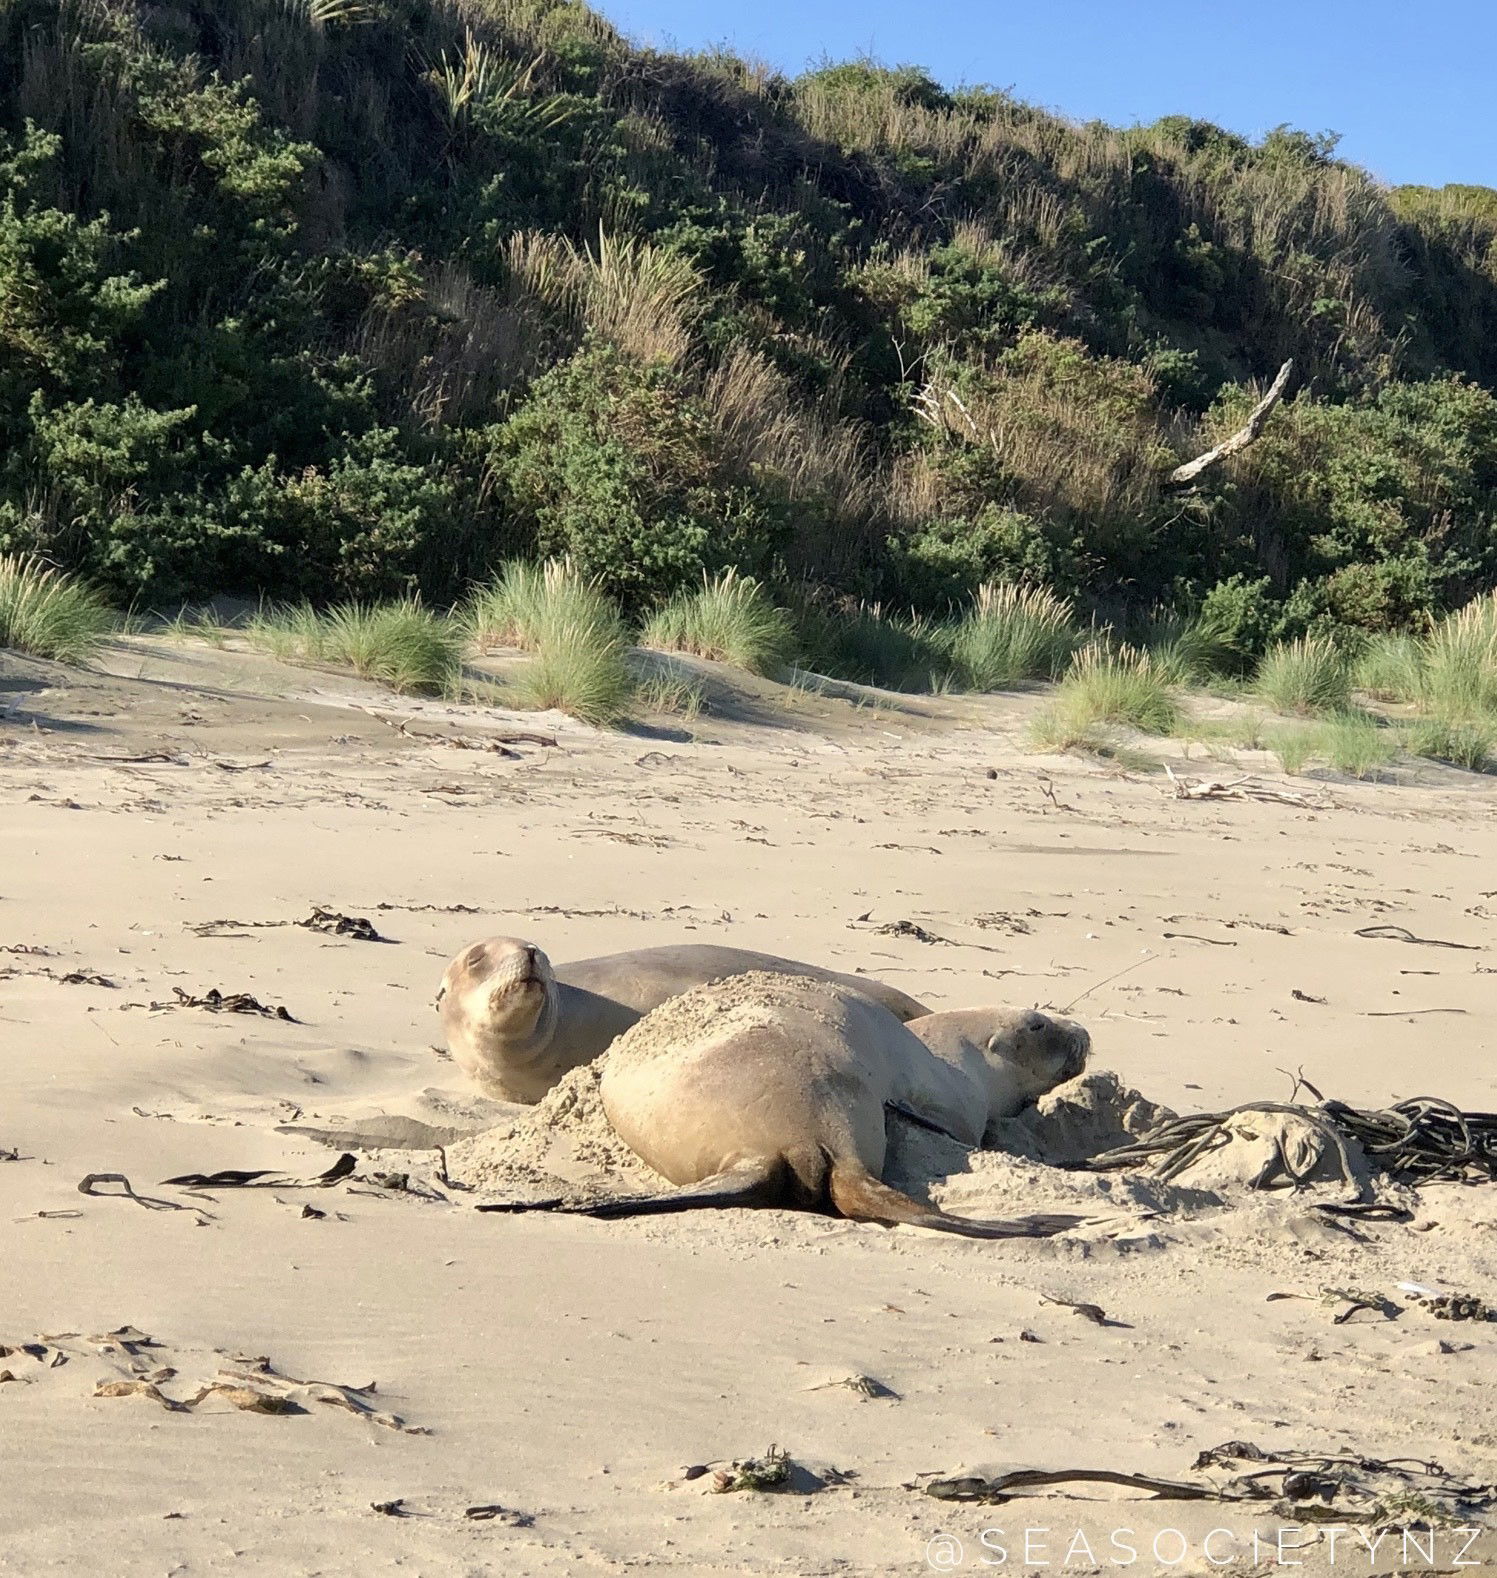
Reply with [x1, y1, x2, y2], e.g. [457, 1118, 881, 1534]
[479, 971, 1091, 1240]
[438, 938, 932, 1103]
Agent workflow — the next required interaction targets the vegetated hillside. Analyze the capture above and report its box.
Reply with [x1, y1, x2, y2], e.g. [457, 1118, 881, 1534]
[3, 0, 1497, 653]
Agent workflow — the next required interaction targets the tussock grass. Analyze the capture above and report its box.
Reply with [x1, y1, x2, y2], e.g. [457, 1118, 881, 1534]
[949, 581, 1079, 691]
[1137, 611, 1237, 683]
[1043, 644, 1179, 736]
[464, 558, 616, 653]
[1255, 636, 1352, 715]
[513, 619, 633, 725]
[0, 554, 113, 662]
[1419, 594, 1497, 718]
[792, 600, 950, 692]
[642, 570, 796, 676]
[1316, 712, 1400, 778]
[246, 599, 461, 693]
[1354, 632, 1424, 703]
[1406, 714, 1495, 772]
[633, 669, 706, 719]
[1263, 724, 1315, 775]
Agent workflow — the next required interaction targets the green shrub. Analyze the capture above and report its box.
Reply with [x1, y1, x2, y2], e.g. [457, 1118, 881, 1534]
[642, 570, 795, 676]
[1256, 636, 1352, 714]
[948, 582, 1079, 691]
[0, 553, 113, 661]
[490, 340, 783, 608]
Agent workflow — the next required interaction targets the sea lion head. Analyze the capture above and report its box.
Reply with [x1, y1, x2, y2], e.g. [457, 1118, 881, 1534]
[916, 1006, 1090, 1119]
[437, 936, 558, 1098]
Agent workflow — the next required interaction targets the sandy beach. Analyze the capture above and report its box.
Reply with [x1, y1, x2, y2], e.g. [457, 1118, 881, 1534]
[3, 636, 1496, 1576]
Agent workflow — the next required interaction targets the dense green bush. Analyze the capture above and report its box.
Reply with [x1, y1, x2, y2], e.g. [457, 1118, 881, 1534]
[2, 0, 1497, 634]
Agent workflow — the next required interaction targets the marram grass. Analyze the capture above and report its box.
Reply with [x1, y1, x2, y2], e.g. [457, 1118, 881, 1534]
[949, 581, 1079, 691]
[642, 569, 796, 677]
[1255, 636, 1352, 715]
[0, 554, 113, 662]
[245, 599, 461, 693]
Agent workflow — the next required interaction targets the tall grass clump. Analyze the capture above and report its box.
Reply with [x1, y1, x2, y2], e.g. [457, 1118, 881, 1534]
[1316, 712, 1400, 778]
[513, 612, 633, 726]
[949, 582, 1080, 691]
[0, 554, 113, 662]
[1419, 594, 1497, 718]
[1263, 724, 1314, 775]
[464, 559, 611, 652]
[642, 569, 796, 677]
[247, 599, 460, 693]
[1406, 715, 1495, 772]
[1255, 636, 1352, 714]
[1353, 632, 1424, 702]
[1034, 644, 1179, 743]
[465, 558, 633, 724]
[792, 599, 950, 692]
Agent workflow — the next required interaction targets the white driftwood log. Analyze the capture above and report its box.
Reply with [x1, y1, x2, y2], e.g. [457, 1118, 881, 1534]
[1166, 359, 1294, 487]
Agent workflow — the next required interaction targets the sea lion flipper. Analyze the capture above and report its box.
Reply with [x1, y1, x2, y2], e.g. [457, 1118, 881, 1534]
[826, 1159, 1083, 1241]
[476, 1158, 787, 1219]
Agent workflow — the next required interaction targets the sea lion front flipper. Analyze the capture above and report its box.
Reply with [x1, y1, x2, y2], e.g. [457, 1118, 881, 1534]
[476, 1157, 788, 1219]
[826, 1159, 1084, 1240]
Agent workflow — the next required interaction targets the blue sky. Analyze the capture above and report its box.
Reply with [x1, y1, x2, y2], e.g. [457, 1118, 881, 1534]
[602, 0, 1495, 189]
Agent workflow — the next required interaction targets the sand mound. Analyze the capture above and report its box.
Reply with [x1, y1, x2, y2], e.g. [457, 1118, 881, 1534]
[447, 1061, 663, 1200]
[602, 968, 845, 1075]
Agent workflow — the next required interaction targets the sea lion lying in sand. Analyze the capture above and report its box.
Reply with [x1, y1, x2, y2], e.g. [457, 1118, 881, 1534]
[479, 971, 1091, 1240]
[438, 938, 931, 1103]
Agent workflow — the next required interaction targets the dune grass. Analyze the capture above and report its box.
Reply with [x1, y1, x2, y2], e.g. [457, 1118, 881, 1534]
[633, 669, 706, 719]
[792, 599, 951, 692]
[948, 581, 1080, 691]
[1133, 610, 1238, 684]
[1419, 594, 1497, 718]
[1405, 714, 1495, 772]
[1262, 723, 1314, 775]
[514, 618, 633, 725]
[0, 554, 114, 662]
[1255, 636, 1352, 715]
[642, 569, 796, 677]
[464, 559, 610, 653]
[1043, 643, 1179, 736]
[1316, 712, 1401, 778]
[245, 599, 461, 693]
[1354, 632, 1424, 703]
[462, 559, 635, 723]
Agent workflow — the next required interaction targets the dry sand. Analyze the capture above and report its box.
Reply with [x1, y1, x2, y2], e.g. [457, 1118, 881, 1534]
[3, 635, 1496, 1576]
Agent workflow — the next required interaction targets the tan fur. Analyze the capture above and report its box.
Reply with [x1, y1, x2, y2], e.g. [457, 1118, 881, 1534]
[439, 937, 931, 1104]
[482, 972, 1091, 1240]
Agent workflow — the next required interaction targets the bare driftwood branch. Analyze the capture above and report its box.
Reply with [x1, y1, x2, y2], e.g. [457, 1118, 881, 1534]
[1166, 360, 1293, 487]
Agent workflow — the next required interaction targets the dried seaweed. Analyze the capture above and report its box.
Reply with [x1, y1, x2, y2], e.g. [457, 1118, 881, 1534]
[296, 905, 389, 942]
[1085, 1093, 1497, 1189]
[920, 1442, 1496, 1524]
[160, 1153, 356, 1190]
[150, 986, 298, 1021]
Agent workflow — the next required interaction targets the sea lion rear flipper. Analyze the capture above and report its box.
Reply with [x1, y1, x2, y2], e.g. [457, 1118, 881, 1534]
[476, 1157, 787, 1219]
[826, 1159, 1083, 1240]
